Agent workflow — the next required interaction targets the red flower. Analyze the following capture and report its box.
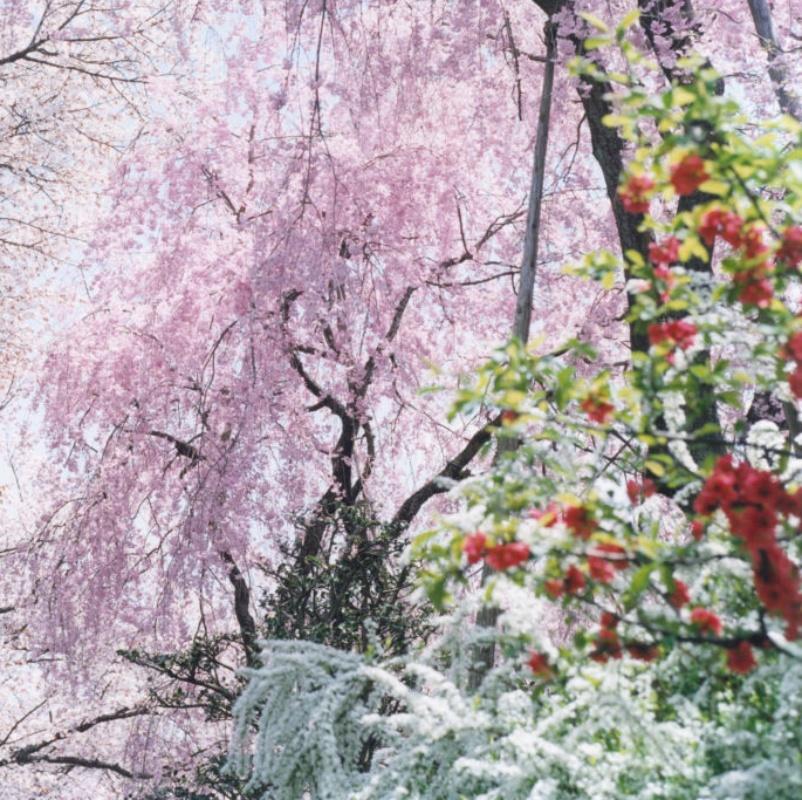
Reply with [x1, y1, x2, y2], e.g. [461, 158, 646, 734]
[600, 611, 619, 629]
[581, 396, 614, 424]
[669, 319, 698, 350]
[693, 455, 738, 515]
[627, 478, 657, 505]
[785, 332, 802, 363]
[670, 154, 709, 196]
[790, 366, 802, 399]
[648, 320, 697, 352]
[729, 506, 777, 547]
[742, 226, 769, 260]
[781, 487, 802, 519]
[726, 641, 757, 674]
[564, 564, 586, 595]
[691, 520, 705, 541]
[485, 541, 530, 571]
[778, 225, 802, 267]
[501, 410, 520, 424]
[527, 651, 554, 678]
[739, 468, 784, 510]
[591, 543, 629, 570]
[734, 270, 773, 307]
[619, 174, 655, 214]
[690, 607, 723, 636]
[591, 627, 622, 662]
[463, 532, 487, 565]
[668, 579, 691, 609]
[627, 643, 659, 662]
[588, 556, 615, 583]
[699, 208, 743, 247]
[648, 237, 680, 266]
[653, 264, 675, 288]
[751, 542, 802, 639]
[529, 503, 559, 527]
[544, 579, 564, 599]
[563, 505, 595, 540]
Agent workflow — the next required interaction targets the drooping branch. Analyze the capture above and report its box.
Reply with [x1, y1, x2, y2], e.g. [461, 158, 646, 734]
[149, 430, 204, 463]
[0, 705, 154, 780]
[9, 752, 151, 780]
[392, 414, 501, 528]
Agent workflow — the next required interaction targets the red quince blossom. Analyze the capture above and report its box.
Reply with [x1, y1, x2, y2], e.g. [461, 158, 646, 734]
[500, 409, 520, 424]
[564, 564, 586, 595]
[726, 641, 757, 674]
[742, 225, 770, 261]
[692, 456, 802, 639]
[734, 270, 773, 307]
[777, 225, 802, 267]
[670, 154, 709, 196]
[581, 396, 614, 424]
[627, 643, 659, 662]
[649, 237, 680, 266]
[591, 543, 629, 570]
[463, 532, 487, 565]
[544, 578, 564, 599]
[600, 611, 619, 629]
[647, 319, 697, 353]
[693, 454, 739, 515]
[669, 579, 691, 609]
[588, 556, 616, 583]
[699, 208, 743, 247]
[690, 607, 723, 636]
[752, 542, 802, 640]
[529, 503, 559, 527]
[789, 366, 802, 398]
[563, 505, 595, 540]
[784, 332, 802, 398]
[627, 477, 657, 504]
[619, 174, 655, 214]
[590, 626, 622, 662]
[691, 519, 705, 541]
[785, 331, 802, 363]
[652, 264, 676, 299]
[484, 541, 530, 571]
[527, 651, 554, 678]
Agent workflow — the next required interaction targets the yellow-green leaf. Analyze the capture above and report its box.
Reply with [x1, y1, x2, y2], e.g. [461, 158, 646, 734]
[672, 87, 696, 107]
[679, 236, 709, 263]
[625, 249, 645, 267]
[602, 113, 630, 128]
[698, 179, 729, 196]
[618, 9, 640, 30]
[579, 12, 609, 31]
[645, 459, 665, 477]
[583, 36, 610, 51]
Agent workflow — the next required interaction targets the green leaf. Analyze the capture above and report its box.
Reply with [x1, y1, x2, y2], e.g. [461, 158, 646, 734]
[618, 9, 640, 30]
[583, 36, 610, 51]
[602, 113, 631, 128]
[697, 179, 729, 196]
[579, 12, 609, 32]
[624, 564, 655, 610]
[645, 459, 665, 477]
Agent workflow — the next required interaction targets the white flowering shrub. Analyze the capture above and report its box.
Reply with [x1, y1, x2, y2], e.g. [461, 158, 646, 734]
[228, 626, 802, 799]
